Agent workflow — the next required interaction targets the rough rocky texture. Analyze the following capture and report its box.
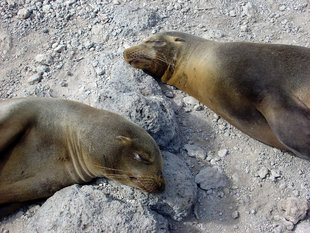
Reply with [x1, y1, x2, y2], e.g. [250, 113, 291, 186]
[294, 221, 310, 233]
[98, 59, 179, 148]
[279, 198, 309, 224]
[155, 151, 197, 220]
[94, 151, 196, 222]
[24, 185, 169, 233]
[1, 151, 195, 232]
[195, 166, 228, 190]
[1, 0, 310, 232]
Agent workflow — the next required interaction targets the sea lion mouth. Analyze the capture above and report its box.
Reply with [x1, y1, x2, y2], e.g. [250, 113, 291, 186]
[129, 176, 166, 193]
[124, 47, 156, 65]
[125, 54, 153, 67]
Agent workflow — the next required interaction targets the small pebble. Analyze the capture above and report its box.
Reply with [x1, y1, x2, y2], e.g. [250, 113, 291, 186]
[257, 167, 269, 179]
[54, 44, 66, 53]
[194, 105, 204, 111]
[229, 10, 236, 17]
[183, 96, 199, 105]
[232, 173, 239, 182]
[184, 144, 206, 160]
[60, 81, 68, 87]
[232, 211, 239, 219]
[84, 40, 94, 49]
[113, 0, 120, 5]
[279, 5, 286, 11]
[36, 65, 49, 73]
[42, 4, 51, 12]
[17, 8, 31, 19]
[35, 54, 53, 66]
[279, 183, 287, 189]
[95, 67, 105, 76]
[164, 90, 174, 98]
[28, 73, 43, 85]
[167, 4, 174, 11]
[218, 149, 228, 157]
[240, 24, 248, 32]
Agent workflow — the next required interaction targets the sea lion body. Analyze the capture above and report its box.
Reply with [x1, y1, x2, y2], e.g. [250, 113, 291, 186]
[0, 97, 165, 216]
[124, 31, 310, 160]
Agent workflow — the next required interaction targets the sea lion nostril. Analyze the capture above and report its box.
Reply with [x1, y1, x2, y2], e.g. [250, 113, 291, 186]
[158, 182, 166, 192]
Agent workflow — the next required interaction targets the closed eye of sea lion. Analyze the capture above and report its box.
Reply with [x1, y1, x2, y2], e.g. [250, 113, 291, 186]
[0, 97, 165, 217]
[124, 31, 310, 160]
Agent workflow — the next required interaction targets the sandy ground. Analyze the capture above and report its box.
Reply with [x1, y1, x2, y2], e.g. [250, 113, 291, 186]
[1, 0, 310, 232]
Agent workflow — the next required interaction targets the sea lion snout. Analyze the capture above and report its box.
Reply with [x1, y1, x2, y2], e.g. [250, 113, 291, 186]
[127, 169, 166, 193]
[154, 170, 166, 193]
[146, 177, 166, 193]
[155, 181, 166, 193]
[123, 46, 156, 69]
[127, 175, 166, 193]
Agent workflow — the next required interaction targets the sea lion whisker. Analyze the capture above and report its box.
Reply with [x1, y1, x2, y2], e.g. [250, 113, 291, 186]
[132, 177, 155, 181]
[131, 53, 152, 62]
[103, 173, 128, 177]
[130, 175, 157, 180]
[131, 178, 152, 192]
[136, 180, 155, 184]
[93, 165, 157, 179]
[155, 54, 169, 64]
[100, 168, 154, 178]
[93, 165, 133, 174]
[104, 174, 128, 179]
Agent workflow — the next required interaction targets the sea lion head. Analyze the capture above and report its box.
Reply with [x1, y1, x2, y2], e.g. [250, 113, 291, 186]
[88, 117, 166, 193]
[124, 31, 195, 82]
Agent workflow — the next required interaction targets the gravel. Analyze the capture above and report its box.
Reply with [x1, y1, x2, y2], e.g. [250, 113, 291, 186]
[0, 0, 310, 232]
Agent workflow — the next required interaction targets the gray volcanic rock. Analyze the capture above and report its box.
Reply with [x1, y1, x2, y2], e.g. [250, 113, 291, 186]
[95, 151, 197, 221]
[278, 197, 309, 224]
[24, 185, 169, 233]
[151, 151, 197, 220]
[23, 151, 195, 232]
[99, 59, 179, 148]
[195, 166, 227, 190]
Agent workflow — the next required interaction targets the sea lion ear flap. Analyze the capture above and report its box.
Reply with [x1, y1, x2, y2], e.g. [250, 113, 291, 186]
[116, 135, 132, 145]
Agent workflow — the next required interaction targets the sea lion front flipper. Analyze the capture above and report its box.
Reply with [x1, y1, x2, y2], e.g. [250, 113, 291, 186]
[258, 95, 310, 160]
[0, 105, 30, 155]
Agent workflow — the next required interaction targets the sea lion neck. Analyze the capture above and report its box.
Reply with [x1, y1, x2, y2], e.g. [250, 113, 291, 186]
[163, 41, 210, 90]
[65, 127, 98, 182]
[160, 46, 184, 83]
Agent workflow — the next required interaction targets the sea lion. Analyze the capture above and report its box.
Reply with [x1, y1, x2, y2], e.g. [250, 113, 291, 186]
[0, 97, 165, 217]
[124, 31, 310, 160]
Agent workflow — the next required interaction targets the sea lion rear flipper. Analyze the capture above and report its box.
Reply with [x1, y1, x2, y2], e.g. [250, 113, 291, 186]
[258, 95, 310, 160]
